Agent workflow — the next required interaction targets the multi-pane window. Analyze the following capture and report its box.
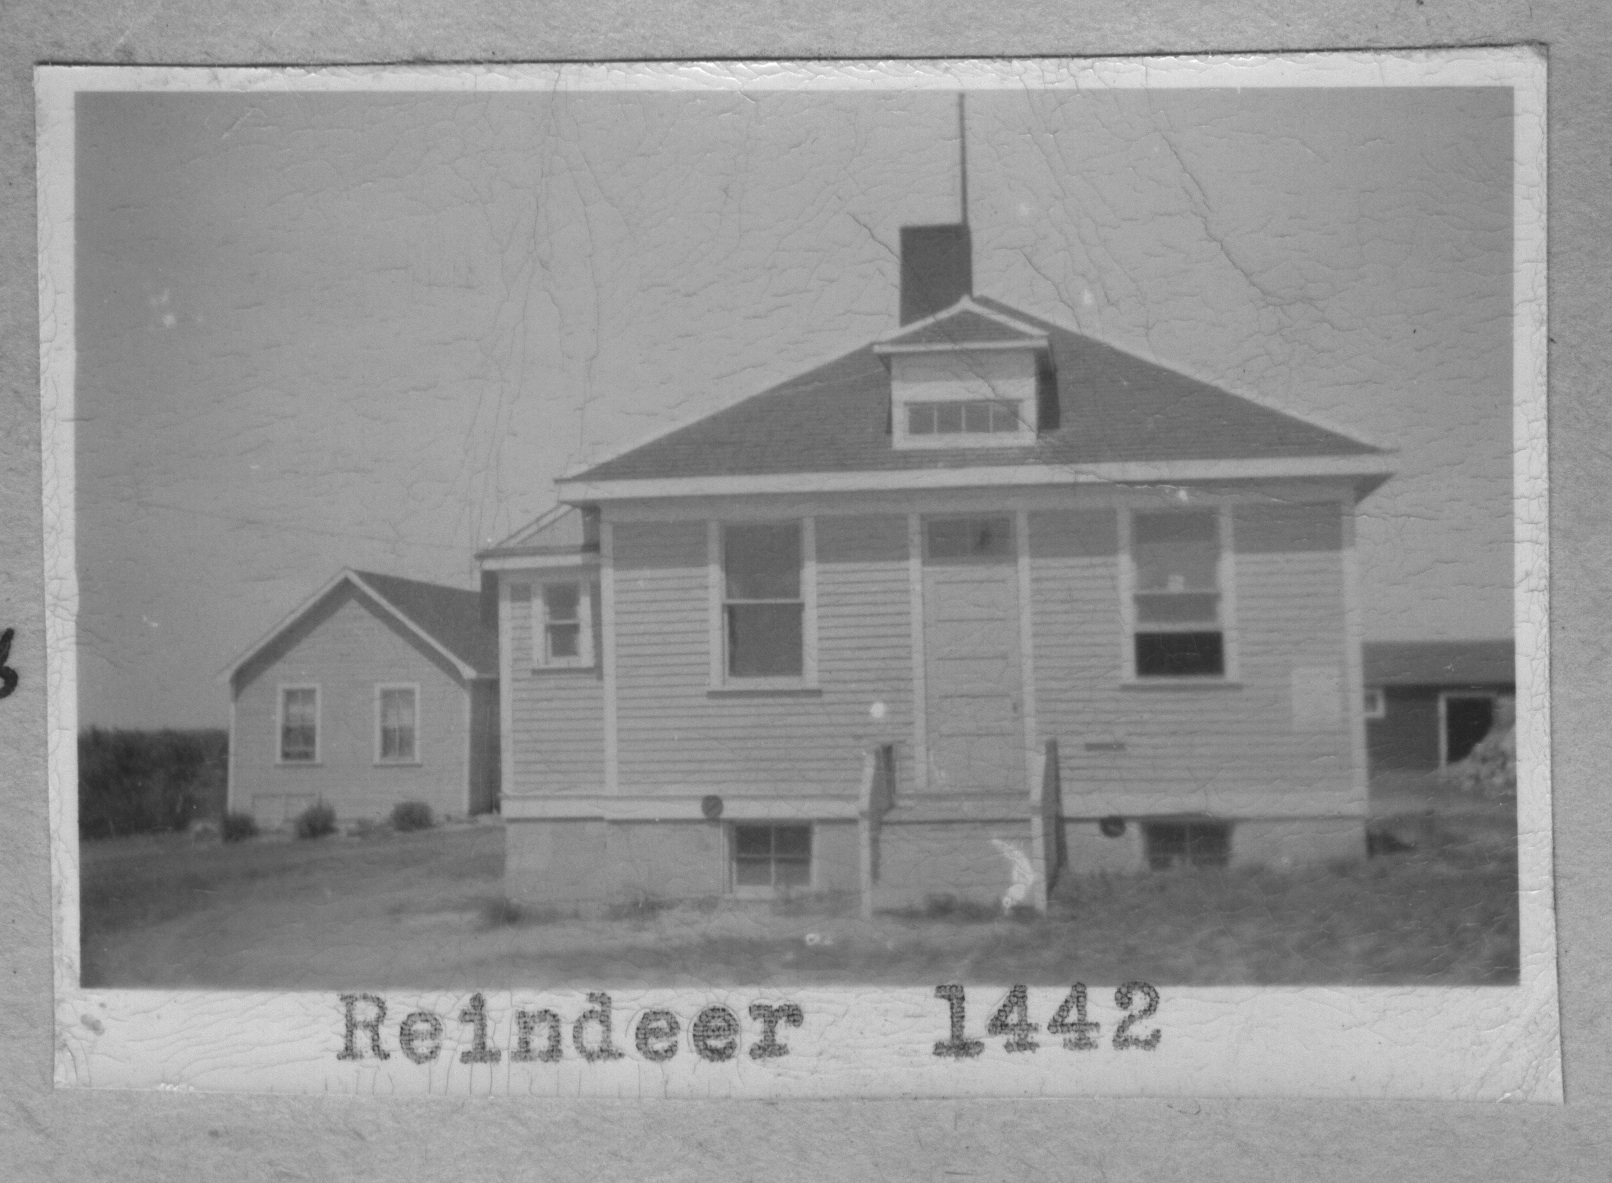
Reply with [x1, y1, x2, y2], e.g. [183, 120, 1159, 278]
[906, 399, 1023, 435]
[1130, 510, 1226, 678]
[535, 581, 594, 667]
[732, 824, 812, 891]
[377, 686, 418, 763]
[723, 522, 804, 678]
[279, 686, 318, 762]
[1144, 821, 1231, 871]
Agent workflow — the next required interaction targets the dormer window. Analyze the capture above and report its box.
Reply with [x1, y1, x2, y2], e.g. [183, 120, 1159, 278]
[873, 297, 1053, 451]
[907, 399, 1024, 435]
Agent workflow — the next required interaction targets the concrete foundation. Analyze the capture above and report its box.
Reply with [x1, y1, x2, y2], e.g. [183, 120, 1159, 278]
[504, 810, 1368, 910]
[1231, 817, 1366, 868]
[1063, 817, 1147, 875]
[1060, 814, 1367, 875]
[505, 815, 860, 907]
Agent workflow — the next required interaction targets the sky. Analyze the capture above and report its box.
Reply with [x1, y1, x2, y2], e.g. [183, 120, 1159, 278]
[73, 82, 1515, 728]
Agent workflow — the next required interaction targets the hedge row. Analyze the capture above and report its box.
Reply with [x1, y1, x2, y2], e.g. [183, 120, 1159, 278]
[79, 728, 228, 839]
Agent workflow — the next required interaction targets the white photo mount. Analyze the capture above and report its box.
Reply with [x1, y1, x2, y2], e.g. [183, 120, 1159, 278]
[40, 50, 1555, 1101]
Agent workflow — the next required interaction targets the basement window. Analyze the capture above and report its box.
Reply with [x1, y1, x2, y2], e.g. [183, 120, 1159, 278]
[1144, 821, 1231, 871]
[732, 824, 812, 893]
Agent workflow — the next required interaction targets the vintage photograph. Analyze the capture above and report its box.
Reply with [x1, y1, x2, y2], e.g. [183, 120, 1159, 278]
[42, 55, 1555, 1098]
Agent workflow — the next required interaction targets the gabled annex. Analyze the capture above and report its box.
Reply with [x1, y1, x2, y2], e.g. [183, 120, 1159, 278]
[222, 569, 500, 826]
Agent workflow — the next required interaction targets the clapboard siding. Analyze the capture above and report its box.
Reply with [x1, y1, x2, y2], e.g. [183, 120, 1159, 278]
[505, 581, 606, 795]
[1031, 503, 1357, 814]
[613, 515, 914, 796]
[231, 585, 472, 822]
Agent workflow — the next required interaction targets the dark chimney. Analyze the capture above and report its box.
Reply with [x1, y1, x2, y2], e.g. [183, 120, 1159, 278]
[899, 224, 972, 325]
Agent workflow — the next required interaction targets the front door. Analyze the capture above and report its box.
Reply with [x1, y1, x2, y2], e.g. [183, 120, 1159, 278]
[922, 515, 1024, 794]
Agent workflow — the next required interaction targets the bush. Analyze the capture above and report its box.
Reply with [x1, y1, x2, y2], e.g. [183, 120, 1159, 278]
[78, 728, 229, 839]
[221, 812, 258, 843]
[294, 801, 338, 840]
[1440, 700, 1517, 801]
[389, 800, 434, 832]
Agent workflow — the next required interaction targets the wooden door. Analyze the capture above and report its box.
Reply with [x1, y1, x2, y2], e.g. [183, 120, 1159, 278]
[922, 516, 1024, 794]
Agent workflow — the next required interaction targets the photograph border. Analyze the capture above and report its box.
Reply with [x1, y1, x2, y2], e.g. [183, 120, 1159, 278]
[38, 48, 1557, 1101]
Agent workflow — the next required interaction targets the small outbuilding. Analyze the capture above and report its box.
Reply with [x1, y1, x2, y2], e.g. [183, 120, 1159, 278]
[1363, 640, 1515, 787]
[222, 569, 500, 827]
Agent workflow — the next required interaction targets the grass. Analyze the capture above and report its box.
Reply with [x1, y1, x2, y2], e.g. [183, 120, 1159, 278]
[79, 812, 1518, 991]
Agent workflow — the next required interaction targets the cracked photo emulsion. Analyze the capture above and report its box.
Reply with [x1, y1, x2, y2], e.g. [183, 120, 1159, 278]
[38, 52, 1558, 1100]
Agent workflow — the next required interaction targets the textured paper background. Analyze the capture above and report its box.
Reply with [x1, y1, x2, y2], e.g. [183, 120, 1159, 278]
[3, 5, 1608, 1181]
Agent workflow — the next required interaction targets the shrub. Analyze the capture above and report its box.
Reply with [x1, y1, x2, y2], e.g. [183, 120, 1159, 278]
[389, 800, 434, 832]
[1440, 700, 1517, 801]
[221, 812, 258, 843]
[294, 801, 338, 840]
[78, 728, 228, 839]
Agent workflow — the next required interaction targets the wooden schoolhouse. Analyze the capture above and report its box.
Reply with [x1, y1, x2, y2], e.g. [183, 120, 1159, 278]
[478, 211, 1394, 912]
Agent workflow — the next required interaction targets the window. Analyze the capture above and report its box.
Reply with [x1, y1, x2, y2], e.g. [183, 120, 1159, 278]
[376, 685, 418, 763]
[534, 580, 594, 668]
[1144, 821, 1230, 870]
[279, 686, 319, 763]
[925, 515, 1014, 559]
[732, 824, 812, 892]
[722, 522, 805, 679]
[906, 399, 1024, 435]
[1128, 510, 1228, 678]
[1363, 688, 1386, 720]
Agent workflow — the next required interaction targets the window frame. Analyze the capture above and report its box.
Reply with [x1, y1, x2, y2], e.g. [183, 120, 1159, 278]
[922, 513, 1016, 561]
[1143, 819, 1232, 871]
[729, 822, 814, 896]
[276, 683, 321, 765]
[532, 578, 596, 670]
[374, 682, 421, 766]
[708, 518, 818, 691]
[905, 398, 1027, 437]
[1119, 506, 1239, 684]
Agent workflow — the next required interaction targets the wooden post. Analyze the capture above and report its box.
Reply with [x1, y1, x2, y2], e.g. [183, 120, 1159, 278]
[858, 743, 895, 921]
[1029, 738, 1061, 912]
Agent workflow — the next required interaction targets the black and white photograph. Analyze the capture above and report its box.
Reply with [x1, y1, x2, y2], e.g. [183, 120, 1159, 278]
[39, 54, 1555, 1099]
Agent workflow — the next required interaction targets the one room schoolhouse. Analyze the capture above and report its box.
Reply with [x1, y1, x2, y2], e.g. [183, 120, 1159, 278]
[479, 217, 1395, 914]
[223, 569, 500, 827]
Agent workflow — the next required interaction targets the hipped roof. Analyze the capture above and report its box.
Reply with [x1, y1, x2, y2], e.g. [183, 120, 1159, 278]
[569, 296, 1384, 485]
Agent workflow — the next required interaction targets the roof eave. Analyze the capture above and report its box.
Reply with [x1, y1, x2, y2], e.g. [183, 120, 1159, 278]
[219, 569, 480, 689]
[871, 337, 1050, 358]
[556, 454, 1396, 504]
